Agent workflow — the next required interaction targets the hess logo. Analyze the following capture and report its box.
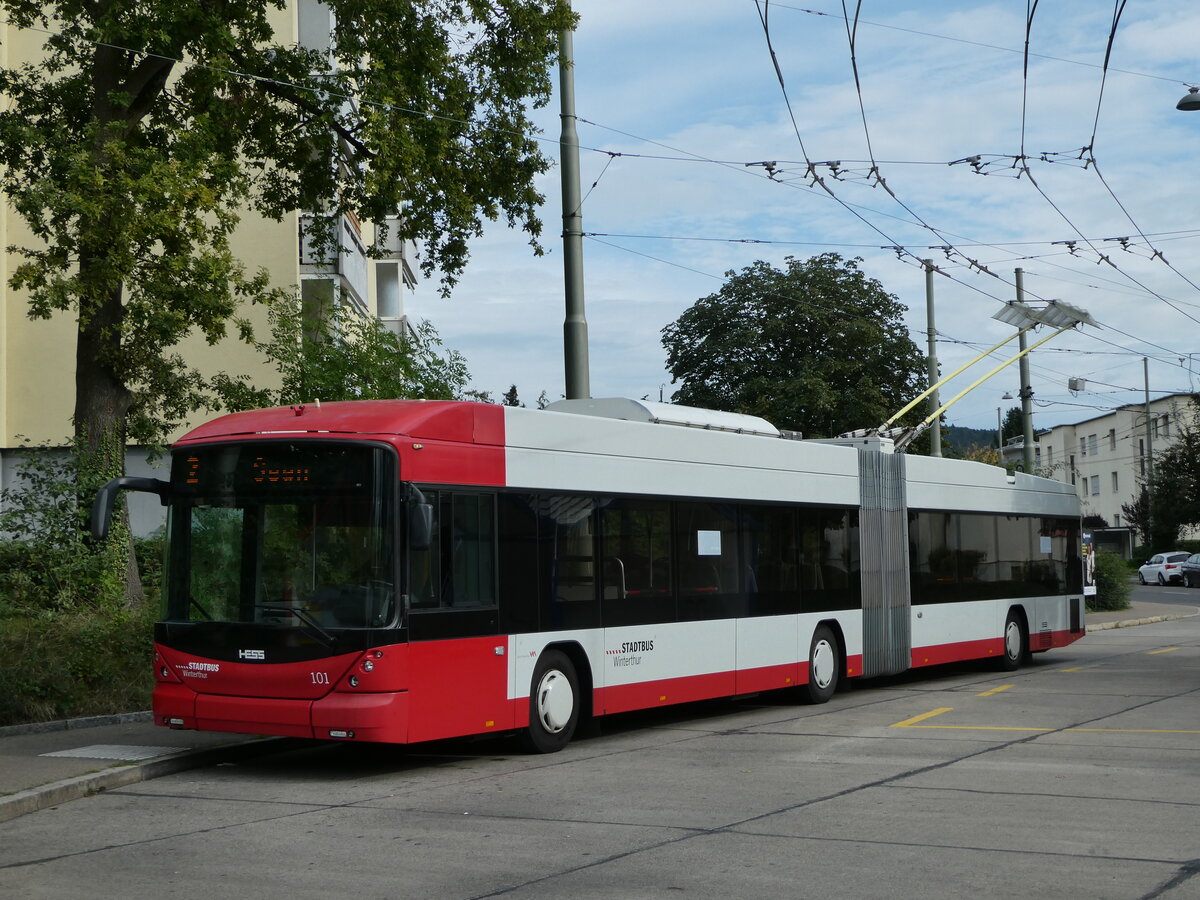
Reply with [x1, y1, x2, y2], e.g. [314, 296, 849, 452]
[238, 649, 266, 661]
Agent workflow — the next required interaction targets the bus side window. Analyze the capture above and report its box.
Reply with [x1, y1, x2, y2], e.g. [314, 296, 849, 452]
[409, 491, 497, 610]
[446, 492, 496, 608]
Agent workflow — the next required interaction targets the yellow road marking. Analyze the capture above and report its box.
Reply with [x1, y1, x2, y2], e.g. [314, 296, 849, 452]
[890, 707, 1200, 735]
[1147, 647, 1180, 655]
[977, 684, 1014, 697]
[1060, 665, 1097, 672]
[891, 707, 953, 727]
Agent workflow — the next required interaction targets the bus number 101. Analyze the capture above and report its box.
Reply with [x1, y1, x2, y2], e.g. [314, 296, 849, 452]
[310, 672, 330, 685]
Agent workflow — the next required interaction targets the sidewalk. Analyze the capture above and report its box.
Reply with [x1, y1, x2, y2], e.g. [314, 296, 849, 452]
[0, 713, 286, 823]
[3, 599, 1197, 824]
[1083, 597, 1199, 630]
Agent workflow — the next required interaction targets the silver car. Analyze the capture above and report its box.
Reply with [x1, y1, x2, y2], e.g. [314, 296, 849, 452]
[1138, 551, 1190, 585]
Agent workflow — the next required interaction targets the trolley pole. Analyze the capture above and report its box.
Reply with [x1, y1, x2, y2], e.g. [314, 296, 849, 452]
[558, 9, 590, 400]
[1014, 269, 1035, 472]
[925, 260, 941, 457]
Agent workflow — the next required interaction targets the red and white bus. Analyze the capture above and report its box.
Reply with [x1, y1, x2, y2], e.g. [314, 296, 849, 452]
[93, 397, 1084, 752]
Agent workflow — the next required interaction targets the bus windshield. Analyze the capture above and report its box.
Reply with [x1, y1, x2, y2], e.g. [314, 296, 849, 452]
[164, 442, 396, 629]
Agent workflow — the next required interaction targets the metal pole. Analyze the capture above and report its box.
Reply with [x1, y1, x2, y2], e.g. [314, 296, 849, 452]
[1144, 356, 1154, 534]
[925, 260, 941, 457]
[996, 407, 1003, 459]
[1014, 269, 1035, 472]
[558, 11, 590, 400]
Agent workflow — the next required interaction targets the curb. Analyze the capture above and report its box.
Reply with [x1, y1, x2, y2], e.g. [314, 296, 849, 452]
[1087, 607, 1200, 631]
[0, 736, 295, 825]
[0, 710, 152, 739]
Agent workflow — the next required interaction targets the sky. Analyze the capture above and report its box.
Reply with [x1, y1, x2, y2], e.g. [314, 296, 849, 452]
[401, 0, 1200, 436]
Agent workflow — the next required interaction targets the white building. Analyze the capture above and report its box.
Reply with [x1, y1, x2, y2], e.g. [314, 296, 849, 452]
[1002, 393, 1198, 554]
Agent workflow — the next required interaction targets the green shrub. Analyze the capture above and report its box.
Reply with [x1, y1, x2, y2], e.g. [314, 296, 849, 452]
[0, 604, 156, 725]
[1088, 548, 1133, 612]
[0, 445, 163, 724]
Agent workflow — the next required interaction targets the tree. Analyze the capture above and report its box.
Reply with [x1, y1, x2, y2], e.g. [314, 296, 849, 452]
[998, 406, 1022, 448]
[661, 254, 926, 437]
[1121, 487, 1151, 549]
[214, 303, 473, 408]
[0, 0, 574, 475]
[1146, 397, 1200, 547]
[0, 2, 573, 602]
[502, 385, 524, 408]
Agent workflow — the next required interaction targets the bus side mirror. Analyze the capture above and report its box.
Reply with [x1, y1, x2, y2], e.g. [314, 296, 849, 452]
[409, 503, 433, 551]
[405, 485, 433, 551]
[90, 476, 169, 541]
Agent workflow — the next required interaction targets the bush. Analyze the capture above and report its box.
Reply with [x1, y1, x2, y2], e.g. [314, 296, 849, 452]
[0, 446, 163, 724]
[0, 604, 157, 725]
[1088, 548, 1133, 612]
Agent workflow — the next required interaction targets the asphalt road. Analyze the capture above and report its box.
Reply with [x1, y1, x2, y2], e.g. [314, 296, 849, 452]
[1130, 578, 1199, 607]
[2, 616, 1198, 900]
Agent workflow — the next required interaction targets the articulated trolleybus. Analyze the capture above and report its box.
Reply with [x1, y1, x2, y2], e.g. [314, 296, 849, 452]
[94, 398, 1084, 752]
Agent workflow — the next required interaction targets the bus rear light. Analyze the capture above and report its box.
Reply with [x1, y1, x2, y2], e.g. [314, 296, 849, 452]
[372, 650, 384, 659]
[361, 660, 375, 672]
[349, 675, 360, 687]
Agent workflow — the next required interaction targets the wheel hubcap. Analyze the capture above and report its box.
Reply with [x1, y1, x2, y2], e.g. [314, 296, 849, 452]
[811, 639, 835, 689]
[1005, 622, 1021, 660]
[536, 669, 574, 733]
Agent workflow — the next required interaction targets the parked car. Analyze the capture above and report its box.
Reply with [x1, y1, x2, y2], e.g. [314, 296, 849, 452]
[1138, 551, 1190, 585]
[1181, 553, 1200, 588]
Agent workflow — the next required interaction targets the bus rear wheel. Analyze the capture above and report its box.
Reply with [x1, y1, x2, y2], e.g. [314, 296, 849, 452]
[523, 649, 579, 753]
[998, 611, 1027, 671]
[804, 625, 840, 704]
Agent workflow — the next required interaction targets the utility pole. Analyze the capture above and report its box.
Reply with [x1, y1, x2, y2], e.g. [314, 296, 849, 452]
[1144, 357, 1154, 534]
[1014, 269, 1035, 472]
[558, 7, 590, 400]
[925, 260, 941, 457]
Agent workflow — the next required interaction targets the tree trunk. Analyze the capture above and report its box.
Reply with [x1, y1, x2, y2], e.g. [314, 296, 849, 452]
[74, 278, 143, 606]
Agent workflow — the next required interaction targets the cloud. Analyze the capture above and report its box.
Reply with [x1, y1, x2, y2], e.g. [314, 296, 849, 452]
[407, 0, 1200, 430]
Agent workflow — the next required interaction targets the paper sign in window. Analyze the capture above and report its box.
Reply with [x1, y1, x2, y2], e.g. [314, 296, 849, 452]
[697, 530, 721, 556]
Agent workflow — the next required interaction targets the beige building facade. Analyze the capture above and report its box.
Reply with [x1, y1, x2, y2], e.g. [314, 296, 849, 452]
[1, 1, 417, 531]
[1003, 393, 1198, 554]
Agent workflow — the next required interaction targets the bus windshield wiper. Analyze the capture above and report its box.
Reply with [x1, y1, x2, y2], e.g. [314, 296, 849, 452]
[255, 605, 335, 647]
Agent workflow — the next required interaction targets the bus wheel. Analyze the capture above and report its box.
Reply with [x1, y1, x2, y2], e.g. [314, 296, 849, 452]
[523, 650, 579, 753]
[998, 612, 1027, 671]
[804, 625, 840, 704]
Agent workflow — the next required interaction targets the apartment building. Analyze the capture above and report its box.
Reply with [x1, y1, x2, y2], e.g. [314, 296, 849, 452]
[1, 1, 417, 531]
[1004, 393, 1198, 554]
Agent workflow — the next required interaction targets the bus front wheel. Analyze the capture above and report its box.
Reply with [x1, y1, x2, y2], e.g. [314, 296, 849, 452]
[523, 649, 579, 753]
[804, 625, 840, 704]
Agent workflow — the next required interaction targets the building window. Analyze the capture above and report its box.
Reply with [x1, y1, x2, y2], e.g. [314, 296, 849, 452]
[1047, 446, 1054, 467]
[1114, 513, 1121, 527]
[1069, 455, 1076, 485]
[1111, 471, 1119, 492]
[1088, 434, 1098, 456]
[1035, 447, 1041, 468]
[1080, 437, 1087, 457]
[1090, 475, 1100, 496]
[1162, 414, 1170, 437]
[1108, 428, 1116, 451]
[1153, 418, 1159, 438]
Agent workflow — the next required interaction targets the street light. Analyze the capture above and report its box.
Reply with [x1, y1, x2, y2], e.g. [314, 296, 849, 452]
[1178, 87, 1200, 111]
